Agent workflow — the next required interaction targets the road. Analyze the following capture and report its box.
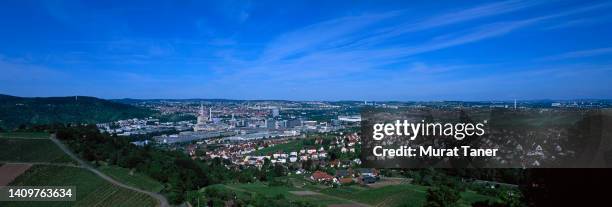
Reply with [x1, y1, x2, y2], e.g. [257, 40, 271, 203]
[49, 135, 170, 207]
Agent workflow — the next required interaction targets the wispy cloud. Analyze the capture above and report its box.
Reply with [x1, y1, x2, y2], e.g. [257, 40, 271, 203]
[544, 15, 612, 30]
[349, 0, 545, 48]
[205, 0, 612, 99]
[255, 0, 549, 64]
[222, 16, 536, 83]
[539, 47, 612, 61]
[259, 12, 399, 62]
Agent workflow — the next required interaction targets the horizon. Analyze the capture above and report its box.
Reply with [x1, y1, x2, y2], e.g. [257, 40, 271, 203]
[1, 93, 610, 103]
[1, 0, 612, 100]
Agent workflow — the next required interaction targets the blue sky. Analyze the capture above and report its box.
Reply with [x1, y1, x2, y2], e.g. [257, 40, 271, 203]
[0, 0, 611, 101]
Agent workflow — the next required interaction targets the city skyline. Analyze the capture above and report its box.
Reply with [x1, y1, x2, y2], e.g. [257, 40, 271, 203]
[1, 0, 612, 101]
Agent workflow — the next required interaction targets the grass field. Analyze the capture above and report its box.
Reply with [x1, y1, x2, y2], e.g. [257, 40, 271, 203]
[217, 183, 350, 206]
[99, 165, 164, 193]
[0, 165, 158, 207]
[321, 184, 497, 207]
[0, 138, 75, 163]
[0, 132, 50, 139]
[251, 140, 304, 155]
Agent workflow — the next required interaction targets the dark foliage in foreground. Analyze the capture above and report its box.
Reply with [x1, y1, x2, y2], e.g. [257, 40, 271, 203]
[53, 125, 233, 204]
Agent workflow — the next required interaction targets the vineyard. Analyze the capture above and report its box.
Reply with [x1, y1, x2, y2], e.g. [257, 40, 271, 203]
[0, 165, 158, 207]
[0, 138, 75, 163]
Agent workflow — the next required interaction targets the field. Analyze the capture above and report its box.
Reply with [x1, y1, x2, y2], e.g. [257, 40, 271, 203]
[214, 183, 351, 206]
[0, 138, 75, 163]
[321, 184, 496, 207]
[99, 165, 164, 193]
[0, 165, 158, 207]
[0, 163, 32, 185]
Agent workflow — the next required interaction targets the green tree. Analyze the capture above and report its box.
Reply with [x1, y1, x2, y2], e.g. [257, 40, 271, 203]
[425, 185, 461, 207]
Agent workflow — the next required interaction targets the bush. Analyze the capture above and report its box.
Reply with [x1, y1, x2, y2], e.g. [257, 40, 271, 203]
[425, 185, 461, 207]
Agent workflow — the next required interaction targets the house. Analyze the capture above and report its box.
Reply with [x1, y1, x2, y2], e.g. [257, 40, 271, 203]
[311, 171, 336, 183]
[341, 147, 348, 153]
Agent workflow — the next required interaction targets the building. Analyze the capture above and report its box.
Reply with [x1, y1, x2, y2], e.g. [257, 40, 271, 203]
[272, 107, 280, 117]
[311, 171, 336, 183]
[338, 115, 361, 122]
[194, 103, 209, 131]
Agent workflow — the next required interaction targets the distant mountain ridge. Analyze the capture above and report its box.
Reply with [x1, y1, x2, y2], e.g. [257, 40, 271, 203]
[0, 94, 154, 130]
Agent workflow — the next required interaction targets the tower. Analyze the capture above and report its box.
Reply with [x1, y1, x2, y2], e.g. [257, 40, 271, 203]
[514, 99, 517, 110]
[209, 108, 212, 121]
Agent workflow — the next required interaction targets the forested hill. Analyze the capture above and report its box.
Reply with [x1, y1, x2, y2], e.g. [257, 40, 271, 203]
[0, 94, 154, 130]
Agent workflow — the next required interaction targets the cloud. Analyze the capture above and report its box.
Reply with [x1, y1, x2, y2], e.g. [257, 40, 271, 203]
[259, 12, 399, 62]
[369, 19, 537, 58]
[208, 0, 612, 100]
[349, 0, 544, 47]
[219, 1, 544, 82]
[256, 0, 543, 64]
[538, 47, 612, 61]
[544, 14, 612, 30]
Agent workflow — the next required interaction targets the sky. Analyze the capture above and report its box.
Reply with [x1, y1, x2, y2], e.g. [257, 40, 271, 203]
[0, 0, 611, 101]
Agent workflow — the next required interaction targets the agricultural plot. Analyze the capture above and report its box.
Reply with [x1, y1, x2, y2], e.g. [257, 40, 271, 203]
[0, 165, 158, 207]
[0, 138, 75, 163]
[0, 163, 32, 186]
[99, 165, 164, 193]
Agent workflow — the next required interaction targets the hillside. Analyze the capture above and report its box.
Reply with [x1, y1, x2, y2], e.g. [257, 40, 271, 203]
[0, 94, 154, 130]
